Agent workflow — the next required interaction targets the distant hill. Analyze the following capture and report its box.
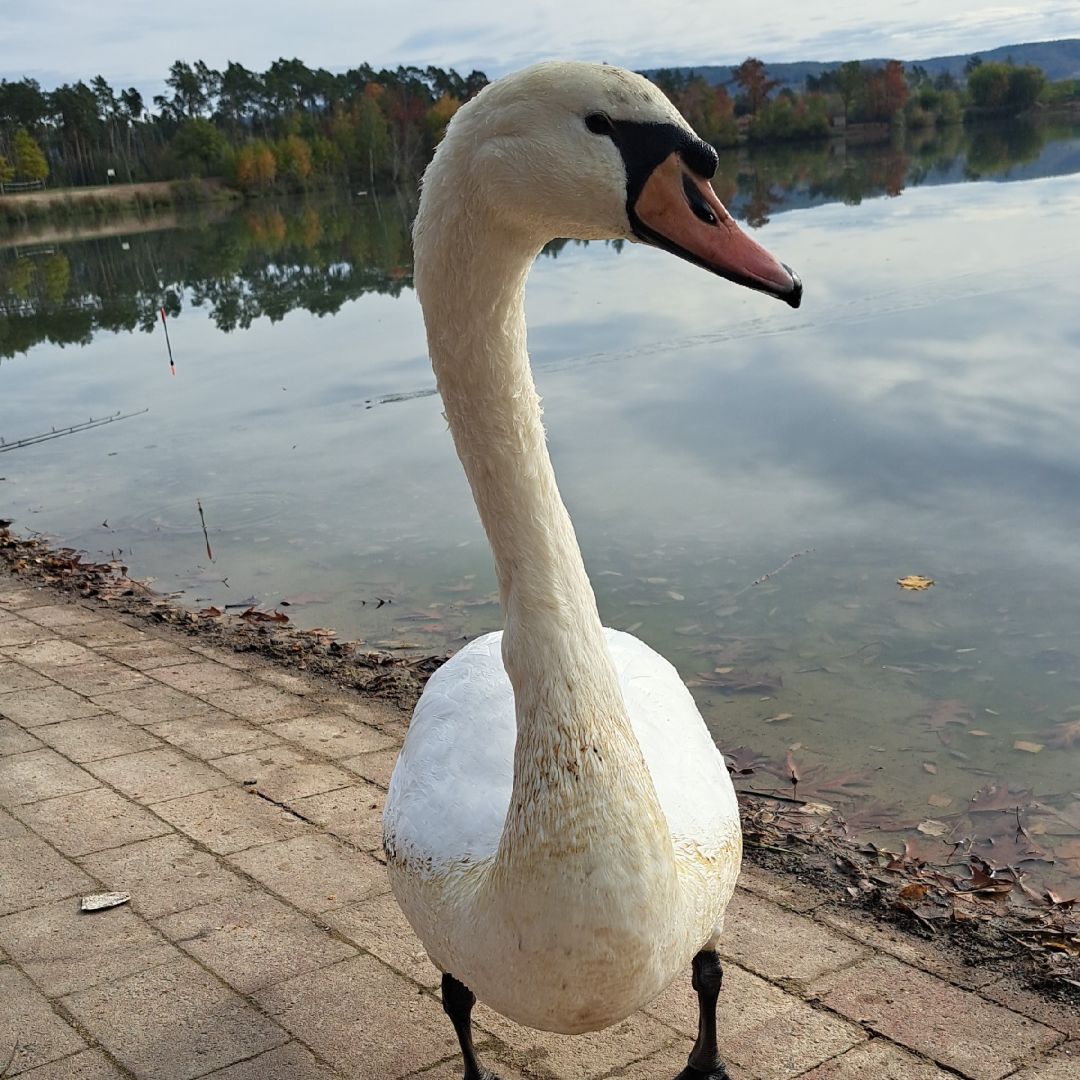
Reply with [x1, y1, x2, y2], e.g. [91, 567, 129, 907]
[644, 38, 1080, 91]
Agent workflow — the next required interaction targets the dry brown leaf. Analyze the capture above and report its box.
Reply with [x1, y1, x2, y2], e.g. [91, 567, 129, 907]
[917, 819, 948, 837]
[928, 793, 953, 808]
[923, 762, 938, 775]
[763, 712, 794, 723]
[897, 575, 935, 591]
[1013, 740, 1044, 754]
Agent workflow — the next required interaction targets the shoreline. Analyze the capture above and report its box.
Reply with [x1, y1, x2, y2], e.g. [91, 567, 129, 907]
[1, 523, 1077, 1004]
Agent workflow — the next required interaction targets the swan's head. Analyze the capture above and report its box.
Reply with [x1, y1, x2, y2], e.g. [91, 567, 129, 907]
[420, 60, 801, 308]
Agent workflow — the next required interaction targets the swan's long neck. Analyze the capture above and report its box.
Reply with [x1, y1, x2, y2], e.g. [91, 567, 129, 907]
[414, 170, 673, 884]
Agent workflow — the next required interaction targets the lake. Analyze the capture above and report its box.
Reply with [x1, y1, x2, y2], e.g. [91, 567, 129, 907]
[3, 119, 1080, 893]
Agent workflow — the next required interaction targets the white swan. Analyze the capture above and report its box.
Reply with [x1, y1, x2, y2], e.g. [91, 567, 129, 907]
[384, 61, 801, 1078]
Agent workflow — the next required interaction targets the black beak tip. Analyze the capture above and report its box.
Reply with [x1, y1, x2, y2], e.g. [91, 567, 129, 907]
[782, 263, 803, 309]
[786, 264, 803, 311]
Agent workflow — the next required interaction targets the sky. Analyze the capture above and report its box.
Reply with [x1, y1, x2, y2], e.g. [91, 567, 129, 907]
[2, 0, 1079, 90]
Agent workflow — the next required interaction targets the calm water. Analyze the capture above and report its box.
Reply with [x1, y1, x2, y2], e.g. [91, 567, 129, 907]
[3, 122, 1080, 889]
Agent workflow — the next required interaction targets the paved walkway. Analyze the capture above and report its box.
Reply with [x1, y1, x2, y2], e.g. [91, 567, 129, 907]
[0, 576, 1076, 1079]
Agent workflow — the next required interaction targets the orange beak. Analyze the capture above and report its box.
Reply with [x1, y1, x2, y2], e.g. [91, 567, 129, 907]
[632, 152, 802, 308]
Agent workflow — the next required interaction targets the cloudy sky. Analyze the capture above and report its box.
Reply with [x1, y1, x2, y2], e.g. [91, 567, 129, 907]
[4, 0, 1079, 89]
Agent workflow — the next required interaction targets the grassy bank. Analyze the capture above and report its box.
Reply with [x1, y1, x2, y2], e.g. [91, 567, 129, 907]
[0, 177, 239, 230]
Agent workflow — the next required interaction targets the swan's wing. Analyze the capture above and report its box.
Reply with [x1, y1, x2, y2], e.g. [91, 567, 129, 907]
[385, 632, 515, 870]
[384, 628, 737, 870]
[605, 629, 738, 846]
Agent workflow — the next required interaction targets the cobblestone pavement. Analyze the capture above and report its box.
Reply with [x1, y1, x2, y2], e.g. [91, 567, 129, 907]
[0, 577, 1076, 1079]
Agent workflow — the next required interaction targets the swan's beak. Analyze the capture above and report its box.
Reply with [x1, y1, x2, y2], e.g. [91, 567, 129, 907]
[631, 153, 802, 309]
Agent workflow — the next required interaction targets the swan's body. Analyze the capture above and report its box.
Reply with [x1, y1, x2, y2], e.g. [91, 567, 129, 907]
[383, 61, 801, 1073]
[387, 628, 739, 1030]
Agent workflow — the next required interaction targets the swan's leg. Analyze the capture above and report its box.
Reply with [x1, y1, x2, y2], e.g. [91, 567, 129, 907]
[673, 950, 730, 1079]
[442, 972, 500, 1080]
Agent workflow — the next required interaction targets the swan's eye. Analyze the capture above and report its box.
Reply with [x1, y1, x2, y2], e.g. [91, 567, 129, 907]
[584, 113, 614, 136]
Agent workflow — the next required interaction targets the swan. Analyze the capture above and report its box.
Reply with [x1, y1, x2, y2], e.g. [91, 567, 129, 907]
[384, 61, 802, 1079]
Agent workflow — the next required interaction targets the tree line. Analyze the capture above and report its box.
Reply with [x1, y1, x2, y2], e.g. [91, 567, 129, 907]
[1, 53, 1075, 196]
[0, 59, 488, 192]
[653, 54, 1071, 146]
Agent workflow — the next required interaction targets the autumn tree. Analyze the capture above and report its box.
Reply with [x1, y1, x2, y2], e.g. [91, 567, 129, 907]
[13, 128, 48, 182]
[732, 58, 778, 115]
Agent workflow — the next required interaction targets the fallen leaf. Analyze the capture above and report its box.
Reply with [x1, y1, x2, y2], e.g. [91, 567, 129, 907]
[1013, 740, 1044, 754]
[928, 793, 953, 807]
[917, 819, 948, 837]
[899, 882, 929, 901]
[923, 762, 938, 775]
[968, 730, 990, 737]
[898, 575, 935, 591]
[763, 712, 794, 724]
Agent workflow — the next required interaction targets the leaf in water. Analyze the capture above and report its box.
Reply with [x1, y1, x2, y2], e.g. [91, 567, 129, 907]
[239, 607, 289, 625]
[1013, 740, 1044, 754]
[897, 575, 935, 590]
[923, 762, 938, 774]
[917, 819, 949, 837]
[968, 730, 990, 737]
[924, 699, 974, 731]
[763, 712, 794, 724]
[724, 746, 768, 776]
[928, 793, 953, 808]
[1045, 889, 1078, 908]
[1044, 719, 1080, 749]
[968, 783, 1031, 813]
[198, 605, 223, 618]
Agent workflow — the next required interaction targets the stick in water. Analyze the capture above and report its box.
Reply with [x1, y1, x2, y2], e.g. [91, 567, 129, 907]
[196, 499, 213, 561]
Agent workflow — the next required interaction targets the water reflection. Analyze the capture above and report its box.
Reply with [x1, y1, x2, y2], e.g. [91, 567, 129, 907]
[3, 120, 1080, 892]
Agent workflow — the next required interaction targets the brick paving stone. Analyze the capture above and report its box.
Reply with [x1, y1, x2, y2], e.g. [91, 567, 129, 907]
[0, 715, 43, 755]
[0, 964, 87, 1074]
[185, 642, 255, 669]
[269, 713, 396, 759]
[214, 744, 353, 802]
[0, 896, 177, 997]
[156, 890, 356, 993]
[228, 833, 389, 913]
[6, 640, 93, 668]
[475, 1002, 680, 1080]
[78, 834, 250, 919]
[405, 1052, 527, 1080]
[59, 620, 146, 647]
[38, 660, 152, 696]
[0, 833, 96, 915]
[62, 956, 289, 1080]
[150, 662, 255, 695]
[90, 683, 225, 726]
[590, 1047, 688, 1080]
[0, 748, 100, 806]
[323, 892, 440, 988]
[719, 890, 868, 987]
[251, 668, 316, 695]
[152, 786, 310, 854]
[15, 1049, 128, 1078]
[1009, 1042, 1079, 1079]
[812, 956, 1061, 1080]
[0, 805, 26, 838]
[201, 1042, 341, 1079]
[737, 863, 829, 914]
[978, 980, 1080, 1039]
[14, 786, 171, 856]
[290, 780, 385, 851]
[86, 747, 229, 803]
[342, 747, 400, 789]
[146, 712, 282, 759]
[0, 661, 53, 693]
[795, 1038, 956, 1079]
[34, 714, 162, 762]
[255, 954, 458, 1079]
[0, 686, 103, 728]
[644, 960, 865, 1080]
[814, 906, 1002, 991]
[98, 638, 205, 670]
[19, 605, 102, 628]
[203, 685, 315, 723]
[0, 617, 54, 647]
